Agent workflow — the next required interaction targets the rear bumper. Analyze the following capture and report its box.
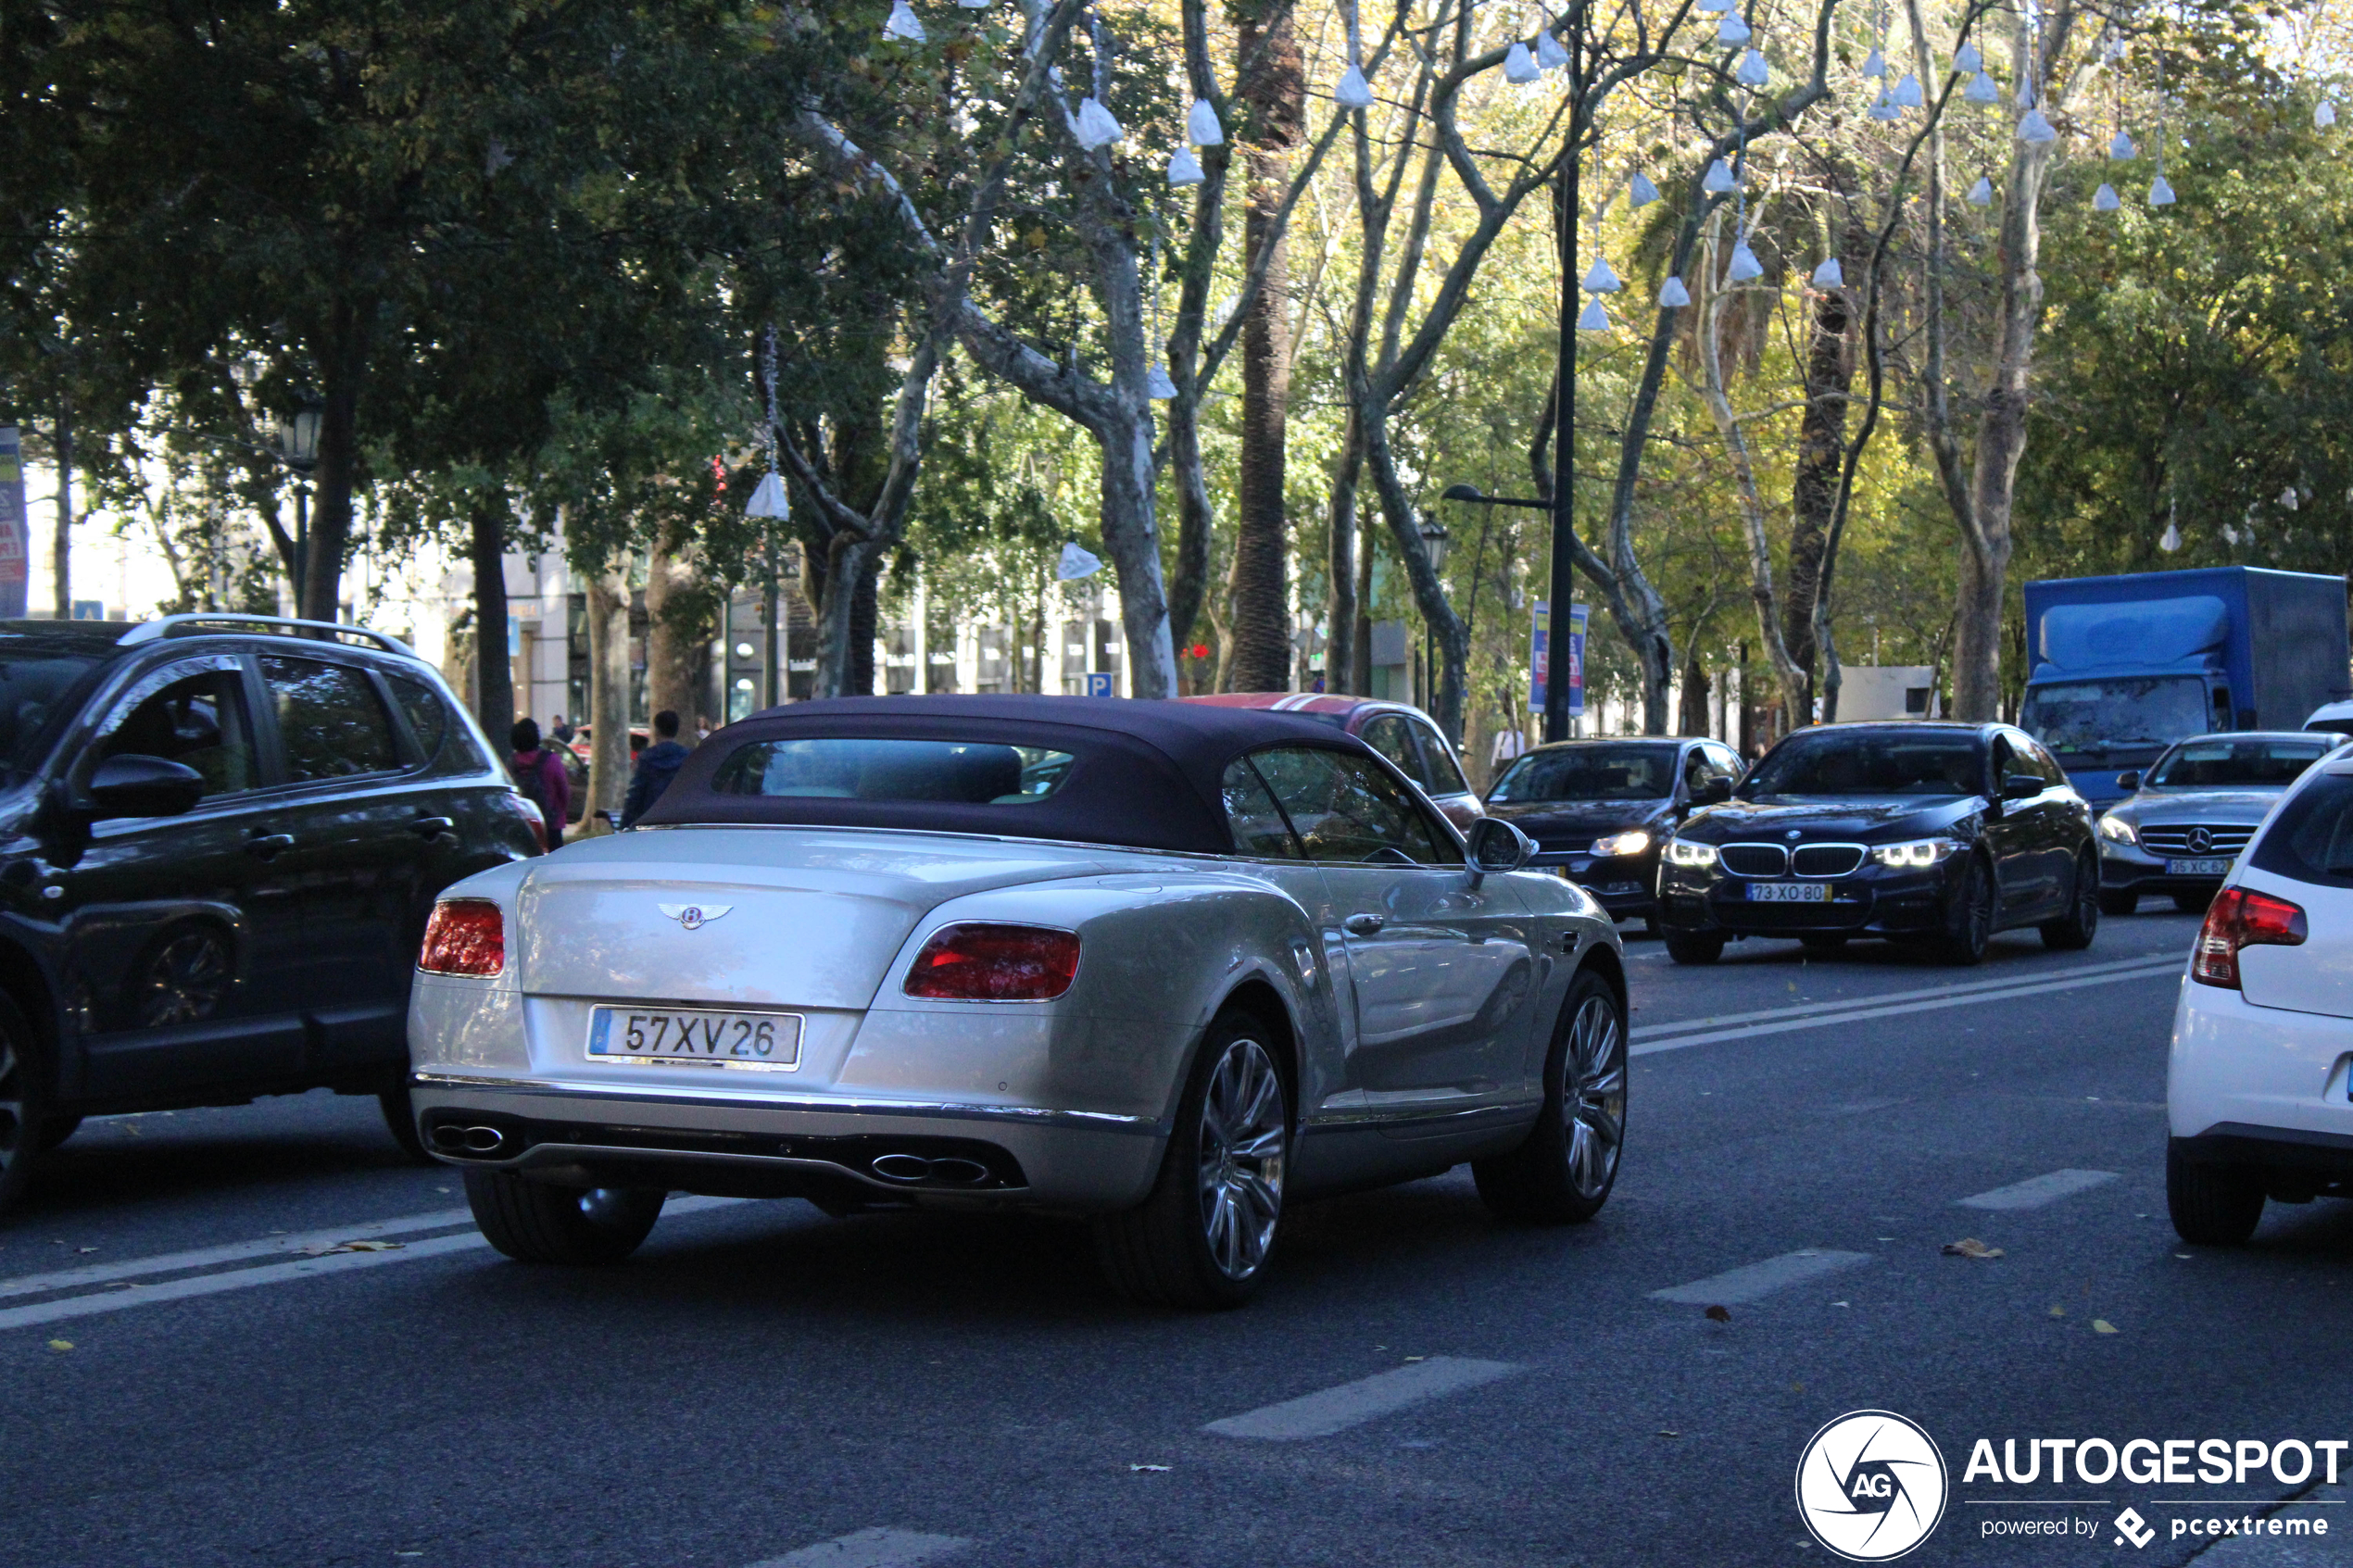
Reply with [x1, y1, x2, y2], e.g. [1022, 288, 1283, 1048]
[2168, 979, 2353, 1155]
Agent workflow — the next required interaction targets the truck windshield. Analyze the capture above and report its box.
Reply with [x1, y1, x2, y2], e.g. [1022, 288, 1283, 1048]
[2020, 676, 2215, 755]
[2146, 737, 2332, 789]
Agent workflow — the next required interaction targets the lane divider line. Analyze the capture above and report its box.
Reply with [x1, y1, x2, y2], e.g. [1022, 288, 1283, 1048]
[1204, 1356, 1524, 1441]
[0, 1207, 477, 1300]
[1633, 953, 2181, 1041]
[1957, 1169, 2120, 1211]
[1651, 1248, 1873, 1305]
[747, 1527, 973, 1568]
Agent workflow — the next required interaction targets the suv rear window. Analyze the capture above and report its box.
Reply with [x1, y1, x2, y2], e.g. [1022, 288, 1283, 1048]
[2246, 772, 2353, 887]
[709, 738, 1075, 804]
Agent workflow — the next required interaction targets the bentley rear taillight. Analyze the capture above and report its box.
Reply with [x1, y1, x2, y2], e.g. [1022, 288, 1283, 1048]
[903, 923, 1080, 1001]
[2192, 887, 2307, 988]
[420, 898, 505, 976]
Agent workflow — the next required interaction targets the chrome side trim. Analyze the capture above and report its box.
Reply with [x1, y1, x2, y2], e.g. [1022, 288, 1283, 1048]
[409, 1072, 1162, 1133]
[501, 1142, 1032, 1192]
[1302, 1098, 1541, 1131]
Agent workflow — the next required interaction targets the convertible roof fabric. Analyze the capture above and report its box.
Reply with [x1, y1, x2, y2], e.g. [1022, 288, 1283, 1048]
[634, 695, 1378, 854]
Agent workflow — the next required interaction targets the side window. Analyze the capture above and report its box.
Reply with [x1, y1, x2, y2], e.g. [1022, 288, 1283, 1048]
[261, 656, 399, 783]
[96, 666, 258, 798]
[1221, 756, 1302, 859]
[1250, 746, 1456, 866]
[1682, 747, 1710, 794]
[385, 672, 449, 763]
[1706, 745, 1746, 782]
[1360, 715, 1429, 789]
[1410, 719, 1471, 797]
[2026, 739, 2068, 786]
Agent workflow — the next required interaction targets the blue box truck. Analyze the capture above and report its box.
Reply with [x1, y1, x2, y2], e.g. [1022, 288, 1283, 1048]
[2019, 567, 2349, 808]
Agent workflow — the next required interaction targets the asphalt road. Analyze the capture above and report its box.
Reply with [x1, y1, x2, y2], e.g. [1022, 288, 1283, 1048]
[3, 906, 2346, 1568]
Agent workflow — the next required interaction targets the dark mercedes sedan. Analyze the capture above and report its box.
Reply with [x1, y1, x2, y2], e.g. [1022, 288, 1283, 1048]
[1483, 737, 1746, 924]
[1655, 721, 2099, 966]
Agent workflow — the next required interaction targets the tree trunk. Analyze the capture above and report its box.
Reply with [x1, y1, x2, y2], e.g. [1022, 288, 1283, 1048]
[1324, 422, 1363, 694]
[469, 486, 513, 749]
[644, 517, 701, 727]
[51, 394, 70, 621]
[300, 298, 368, 623]
[849, 552, 881, 696]
[1783, 223, 1859, 712]
[585, 566, 633, 825]
[1679, 650, 1710, 737]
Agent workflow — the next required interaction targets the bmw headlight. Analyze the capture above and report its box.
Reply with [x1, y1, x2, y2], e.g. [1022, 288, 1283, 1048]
[2096, 813, 2137, 846]
[1665, 838, 1718, 868]
[1591, 829, 1653, 859]
[1871, 838, 1962, 869]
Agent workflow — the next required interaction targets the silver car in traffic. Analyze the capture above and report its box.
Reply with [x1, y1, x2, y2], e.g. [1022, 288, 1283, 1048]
[405, 697, 1626, 1307]
[2095, 731, 2340, 913]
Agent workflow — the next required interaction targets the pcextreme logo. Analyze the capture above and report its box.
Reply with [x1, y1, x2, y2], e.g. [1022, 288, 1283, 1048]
[1795, 1411, 1952, 1562]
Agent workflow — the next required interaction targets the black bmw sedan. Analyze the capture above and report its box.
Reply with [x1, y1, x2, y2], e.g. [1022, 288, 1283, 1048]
[1654, 721, 2099, 966]
[1483, 736, 1746, 924]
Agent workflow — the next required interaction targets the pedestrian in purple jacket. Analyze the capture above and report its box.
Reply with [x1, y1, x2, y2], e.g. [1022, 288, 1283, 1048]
[509, 719, 571, 847]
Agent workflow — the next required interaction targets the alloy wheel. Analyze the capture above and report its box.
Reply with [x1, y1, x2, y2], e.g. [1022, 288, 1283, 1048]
[1563, 995, 1626, 1201]
[0, 1037, 20, 1177]
[1195, 1037, 1287, 1281]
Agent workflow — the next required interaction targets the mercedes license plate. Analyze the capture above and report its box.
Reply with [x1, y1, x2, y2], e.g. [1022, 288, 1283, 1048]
[2165, 858, 2234, 877]
[586, 1006, 803, 1072]
[1746, 882, 1831, 903]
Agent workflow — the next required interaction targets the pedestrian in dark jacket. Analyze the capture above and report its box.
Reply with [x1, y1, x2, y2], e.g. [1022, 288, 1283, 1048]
[510, 718, 571, 847]
[621, 709, 690, 829]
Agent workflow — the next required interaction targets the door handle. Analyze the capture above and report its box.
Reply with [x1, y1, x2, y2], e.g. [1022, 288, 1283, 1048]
[1343, 912, 1386, 935]
[408, 816, 455, 839]
[244, 834, 294, 860]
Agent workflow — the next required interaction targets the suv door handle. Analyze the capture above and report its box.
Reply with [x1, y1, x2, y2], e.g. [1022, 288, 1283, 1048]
[244, 834, 294, 860]
[1343, 912, 1386, 935]
[407, 816, 455, 839]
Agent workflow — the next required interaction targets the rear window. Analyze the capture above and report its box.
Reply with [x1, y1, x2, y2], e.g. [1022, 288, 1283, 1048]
[2148, 738, 2331, 789]
[2247, 772, 2353, 887]
[709, 738, 1075, 805]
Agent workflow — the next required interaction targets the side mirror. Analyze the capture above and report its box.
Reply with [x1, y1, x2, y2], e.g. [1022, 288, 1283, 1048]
[2115, 770, 2143, 793]
[2001, 771, 2044, 800]
[1466, 818, 1534, 881]
[86, 754, 205, 820]
[1693, 776, 1733, 806]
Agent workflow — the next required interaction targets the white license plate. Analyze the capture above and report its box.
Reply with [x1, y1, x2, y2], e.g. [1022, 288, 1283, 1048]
[2166, 858, 2234, 877]
[1745, 882, 1831, 903]
[585, 1006, 803, 1072]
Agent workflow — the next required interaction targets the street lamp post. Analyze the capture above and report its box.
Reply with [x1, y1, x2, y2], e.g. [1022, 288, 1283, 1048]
[1416, 521, 1451, 711]
[271, 399, 322, 611]
[1549, 29, 1582, 750]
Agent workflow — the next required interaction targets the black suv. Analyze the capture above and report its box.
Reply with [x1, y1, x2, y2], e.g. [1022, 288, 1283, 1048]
[0, 615, 540, 1210]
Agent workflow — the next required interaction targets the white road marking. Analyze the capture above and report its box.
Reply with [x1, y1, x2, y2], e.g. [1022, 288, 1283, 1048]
[747, 1528, 972, 1568]
[1957, 1169, 2119, 1210]
[0, 1207, 476, 1299]
[0, 1196, 748, 1332]
[1651, 1249, 1872, 1305]
[1629, 957, 2181, 1057]
[1203, 1356, 1522, 1441]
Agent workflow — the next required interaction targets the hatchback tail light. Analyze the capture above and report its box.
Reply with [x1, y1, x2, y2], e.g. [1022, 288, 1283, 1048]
[420, 898, 505, 976]
[903, 923, 1080, 1000]
[2192, 886, 2308, 988]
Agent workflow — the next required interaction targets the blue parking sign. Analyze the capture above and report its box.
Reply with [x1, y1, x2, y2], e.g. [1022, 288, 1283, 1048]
[1083, 672, 1115, 698]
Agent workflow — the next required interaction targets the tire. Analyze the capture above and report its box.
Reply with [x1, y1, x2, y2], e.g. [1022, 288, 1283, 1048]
[377, 1081, 434, 1165]
[2174, 891, 2215, 915]
[1937, 856, 1994, 966]
[1799, 934, 1849, 954]
[2041, 851, 2101, 950]
[2167, 1141, 2265, 1246]
[2097, 889, 2138, 917]
[1663, 932, 1725, 965]
[0, 994, 52, 1216]
[1094, 1007, 1290, 1310]
[1474, 969, 1626, 1223]
[38, 1115, 82, 1153]
[463, 1169, 665, 1264]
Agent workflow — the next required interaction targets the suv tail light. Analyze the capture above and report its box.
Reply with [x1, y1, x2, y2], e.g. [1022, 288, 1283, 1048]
[504, 791, 547, 854]
[420, 899, 505, 976]
[2192, 886, 2308, 988]
[903, 923, 1080, 1000]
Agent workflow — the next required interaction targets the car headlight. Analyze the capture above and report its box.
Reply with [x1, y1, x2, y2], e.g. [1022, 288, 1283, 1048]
[1665, 838, 1718, 868]
[1871, 838, 1962, 869]
[1591, 829, 1653, 859]
[2096, 814, 2137, 846]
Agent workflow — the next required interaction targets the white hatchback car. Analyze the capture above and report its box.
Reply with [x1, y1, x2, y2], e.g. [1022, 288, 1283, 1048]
[2168, 745, 2353, 1242]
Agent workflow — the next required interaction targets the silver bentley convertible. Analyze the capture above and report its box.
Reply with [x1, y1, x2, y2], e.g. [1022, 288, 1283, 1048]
[405, 696, 1627, 1307]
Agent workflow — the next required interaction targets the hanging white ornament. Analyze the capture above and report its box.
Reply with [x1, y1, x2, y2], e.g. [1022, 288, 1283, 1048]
[1577, 298, 1613, 332]
[1075, 97, 1125, 149]
[1967, 174, 1994, 205]
[2109, 130, 2135, 158]
[1537, 29, 1570, 71]
[1057, 542, 1104, 581]
[1658, 275, 1692, 308]
[1736, 49, 1769, 87]
[1167, 146, 1205, 186]
[1582, 256, 1623, 293]
[1955, 41, 1982, 72]
[957, 0, 991, 8]
[1335, 63, 1375, 108]
[1696, 0, 1732, 12]
[1868, 91, 1900, 122]
[2318, 100, 2338, 129]
[2280, 486, 2301, 510]
[1862, 45, 1886, 78]
[1629, 171, 1661, 207]
[2018, 106, 2057, 144]
[2159, 521, 2182, 553]
[1147, 364, 1177, 400]
[1810, 257, 1844, 287]
[1703, 158, 1737, 193]
[883, 0, 926, 43]
[1716, 13, 1751, 44]
[2149, 173, 2176, 205]
[2224, 523, 2241, 545]
[1504, 41, 1541, 83]
[1965, 71, 2000, 105]
[1726, 240, 1764, 282]
[2093, 182, 2120, 210]
[1187, 98, 1224, 146]
[1892, 73, 1923, 108]
[746, 470, 789, 520]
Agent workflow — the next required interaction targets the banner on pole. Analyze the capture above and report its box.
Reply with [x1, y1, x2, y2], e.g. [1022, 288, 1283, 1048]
[0, 427, 25, 615]
[1529, 601, 1587, 718]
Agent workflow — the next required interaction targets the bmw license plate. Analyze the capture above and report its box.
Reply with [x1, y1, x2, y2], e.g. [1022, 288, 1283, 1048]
[2165, 858, 2233, 877]
[585, 1006, 803, 1072]
[1746, 882, 1831, 903]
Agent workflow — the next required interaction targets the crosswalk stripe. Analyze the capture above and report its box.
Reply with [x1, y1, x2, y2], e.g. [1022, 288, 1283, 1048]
[1204, 1357, 1523, 1441]
[747, 1528, 972, 1568]
[1651, 1249, 1873, 1305]
[1957, 1169, 2120, 1210]
[0, 1206, 476, 1300]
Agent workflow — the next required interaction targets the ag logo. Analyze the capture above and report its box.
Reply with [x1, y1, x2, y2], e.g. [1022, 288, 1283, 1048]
[1794, 1410, 1949, 1562]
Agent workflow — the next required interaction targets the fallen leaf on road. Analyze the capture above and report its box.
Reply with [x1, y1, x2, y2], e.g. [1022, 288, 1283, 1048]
[46, 1339, 71, 1353]
[1705, 1305, 1731, 1323]
[1831, 1301, 1850, 1308]
[1943, 1238, 2004, 1259]
[2093, 1320, 2119, 1335]
[2048, 1305, 2066, 1317]
[298, 1240, 406, 1257]
[1403, 1355, 1425, 1362]
[76, 1247, 95, 1254]
[2175, 1253, 2194, 1260]
[1657, 1430, 1681, 1437]
[1128, 1464, 1171, 1473]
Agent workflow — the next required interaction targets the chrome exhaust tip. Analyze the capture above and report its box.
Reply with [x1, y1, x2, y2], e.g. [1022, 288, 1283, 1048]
[870, 1153, 932, 1183]
[461, 1125, 508, 1155]
[925, 1157, 991, 1185]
